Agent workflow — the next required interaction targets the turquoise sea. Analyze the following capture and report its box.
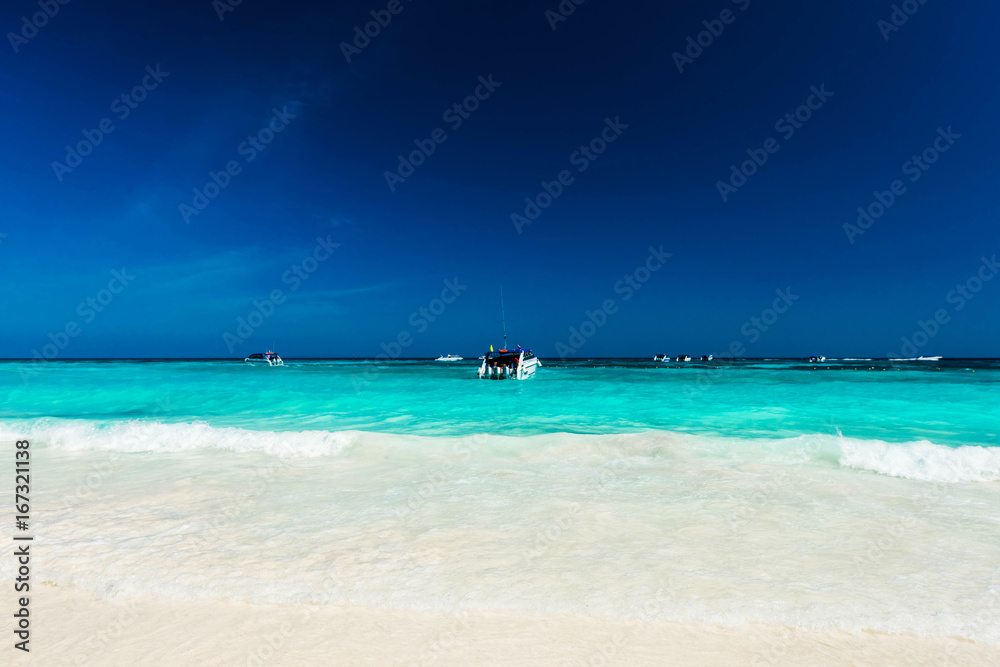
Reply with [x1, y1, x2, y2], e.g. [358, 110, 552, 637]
[2, 358, 999, 644]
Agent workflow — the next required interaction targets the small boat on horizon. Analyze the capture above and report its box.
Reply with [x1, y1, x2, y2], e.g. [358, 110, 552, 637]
[676, 355, 691, 362]
[435, 354, 463, 362]
[245, 351, 283, 366]
[700, 355, 713, 361]
[653, 354, 669, 362]
[808, 355, 826, 363]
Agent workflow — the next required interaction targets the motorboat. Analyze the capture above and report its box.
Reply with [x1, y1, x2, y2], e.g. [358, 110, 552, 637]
[245, 351, 283, 366]
[700, 355, 713, 361]
[435, 354, 463, 362]
[478, 288, 541, 380]
[675, 355, 691, 362]
[808, 355, 826, 363]
[653, 354, 669, 362]
[478, 346, 540, 380]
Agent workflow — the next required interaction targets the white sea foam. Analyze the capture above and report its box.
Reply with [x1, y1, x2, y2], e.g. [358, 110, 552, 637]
[838, 438, 1000, 482]
[3, 419, 999, 483]
[0, 419, 365, 458]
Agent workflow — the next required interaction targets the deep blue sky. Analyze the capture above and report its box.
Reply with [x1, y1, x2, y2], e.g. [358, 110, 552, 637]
[2, 0, 998, 358]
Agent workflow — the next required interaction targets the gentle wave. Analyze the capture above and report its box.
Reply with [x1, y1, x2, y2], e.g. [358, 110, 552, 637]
[0, 419, 358, 458]
[4, 419, 999, 483]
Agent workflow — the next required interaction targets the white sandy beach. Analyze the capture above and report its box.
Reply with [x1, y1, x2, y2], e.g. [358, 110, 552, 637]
[4, 426, 1000, 665]
[6, 583, 1000, 666]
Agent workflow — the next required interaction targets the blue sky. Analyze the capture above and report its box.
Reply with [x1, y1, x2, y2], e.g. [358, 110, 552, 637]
[1, 0, 998, 358]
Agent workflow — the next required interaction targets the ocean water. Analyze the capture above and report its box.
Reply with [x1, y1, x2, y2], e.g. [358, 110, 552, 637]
[2, 358, 1000, 644]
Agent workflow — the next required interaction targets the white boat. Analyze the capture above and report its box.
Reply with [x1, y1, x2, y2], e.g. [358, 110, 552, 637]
[675, 355, 691, 362]
[808, 355, 826, 363]
[653, 354, 669, 362]
[700, 355, 713, 361]
[435, 354, 463, 362]
[478, 346, 540, 380]
[477, 288, 540, 380]
[245, 351, 283, 366]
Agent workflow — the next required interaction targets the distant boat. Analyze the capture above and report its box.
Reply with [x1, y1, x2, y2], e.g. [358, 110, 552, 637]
[435, 354, 463, 362]
[700, 355, 713, 361]
[675, 355, 691, 362]
[917, 356, 943, 361]
[245, 350, 283, 366]
[653, 354, 669, 362]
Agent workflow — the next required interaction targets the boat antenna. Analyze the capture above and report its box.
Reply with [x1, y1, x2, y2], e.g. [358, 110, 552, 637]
[500, 285, 507, 349]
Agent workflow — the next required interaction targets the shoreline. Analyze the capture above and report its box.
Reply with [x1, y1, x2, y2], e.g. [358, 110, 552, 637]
[9, 584, 1000, 666]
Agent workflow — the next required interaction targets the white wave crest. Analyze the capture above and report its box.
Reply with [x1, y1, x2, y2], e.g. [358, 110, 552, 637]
[837, 438, 1000, 483]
